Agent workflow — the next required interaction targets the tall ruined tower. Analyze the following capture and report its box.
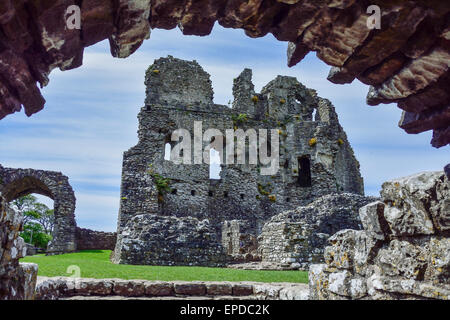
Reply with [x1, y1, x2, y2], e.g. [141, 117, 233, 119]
[112, 56, 364, 266]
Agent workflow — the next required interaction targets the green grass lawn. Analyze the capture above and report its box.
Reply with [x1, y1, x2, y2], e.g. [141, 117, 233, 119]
[21, 250, 308, 283]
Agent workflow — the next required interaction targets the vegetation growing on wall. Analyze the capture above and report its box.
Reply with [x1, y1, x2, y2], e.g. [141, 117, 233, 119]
[148, 164, 172, 202]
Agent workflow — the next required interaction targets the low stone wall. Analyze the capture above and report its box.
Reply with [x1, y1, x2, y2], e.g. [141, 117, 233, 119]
[259, 193, 378, 270]
[75, 227, 116, 251]
[0, 194, 38, 300]
[35, 277, 309, 300]
[112, 214, 227, 267]
[309, 171, 449, 300]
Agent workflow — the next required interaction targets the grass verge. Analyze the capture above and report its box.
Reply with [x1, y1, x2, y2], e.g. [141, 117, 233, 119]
[21, 250, 308, 283]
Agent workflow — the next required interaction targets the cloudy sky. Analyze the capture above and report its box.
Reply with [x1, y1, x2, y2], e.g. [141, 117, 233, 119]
[1, 25, 448, 232]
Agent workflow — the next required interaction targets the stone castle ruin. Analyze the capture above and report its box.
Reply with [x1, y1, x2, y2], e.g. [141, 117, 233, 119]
[113, 56, 366, 267]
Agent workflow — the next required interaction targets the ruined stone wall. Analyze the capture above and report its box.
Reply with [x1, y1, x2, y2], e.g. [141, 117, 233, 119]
[0, 193, 38, 300]
[222, 220, 245, 256]
[309, 171, 450, 300]
[114, 56, 364, 266]
[259, 193, 377, 270]
[112, 214, 227, 266]
[75, 227, 116, 251]
[0, 165, 77, 254]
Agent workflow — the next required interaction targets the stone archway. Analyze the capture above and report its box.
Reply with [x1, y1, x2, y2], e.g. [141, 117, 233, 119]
[0, 164, 77, 254]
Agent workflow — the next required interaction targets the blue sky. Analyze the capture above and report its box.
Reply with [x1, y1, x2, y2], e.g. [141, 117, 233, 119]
[0, 25, 448, 232]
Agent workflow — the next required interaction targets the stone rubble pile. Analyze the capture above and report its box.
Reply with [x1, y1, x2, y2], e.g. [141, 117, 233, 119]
[309, 171, 450, 300]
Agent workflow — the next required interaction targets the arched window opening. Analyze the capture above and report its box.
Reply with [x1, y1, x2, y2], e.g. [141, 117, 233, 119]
[297, 155, 312, 187]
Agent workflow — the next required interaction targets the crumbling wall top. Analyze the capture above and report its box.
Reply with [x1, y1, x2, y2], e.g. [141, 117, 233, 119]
[144, 56, 214, 108]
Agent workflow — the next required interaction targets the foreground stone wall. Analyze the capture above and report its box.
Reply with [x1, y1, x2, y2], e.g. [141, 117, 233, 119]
[112, 214, 227, 267]
[0, 165, 77, 254]
[75, 227, 116, 251]
[222, 220, 259, 262]
[259, 193, 377, 270]
[0, 1, 448, 147]
[0, 194, 38, 300]
[309, 171, 449, 300]
[35, 277, 309, 300]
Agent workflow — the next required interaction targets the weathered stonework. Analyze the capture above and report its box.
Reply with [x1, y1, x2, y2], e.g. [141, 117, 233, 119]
[309, 171, 450, 300]
[75, 227, 116, 251]
[114, 56, 364, 266]
[0, 165, 77, 254]
[0, 193, 38, 300]
[0, 1, 448, 147]
[112, 214, 227, 266]
[222, 220, 259, 263]
[259, 193, 377, 270]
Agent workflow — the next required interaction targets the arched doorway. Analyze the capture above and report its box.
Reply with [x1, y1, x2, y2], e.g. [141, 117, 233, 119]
[0, 165, 77, 254]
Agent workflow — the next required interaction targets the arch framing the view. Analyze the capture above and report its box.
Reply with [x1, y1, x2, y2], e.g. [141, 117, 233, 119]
[0, 164, 77, 254]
